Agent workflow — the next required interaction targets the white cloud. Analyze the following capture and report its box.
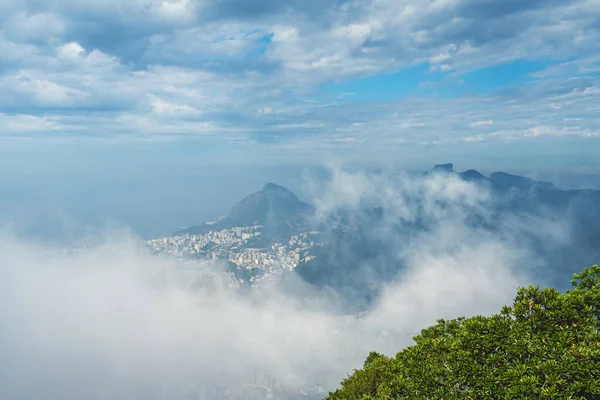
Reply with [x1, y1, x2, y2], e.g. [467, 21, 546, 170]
[156, 0, 196, 19]
[57, 42, 85, 59]
[149, 95, 201, 117]
[0, 113, 63, 134]
[0, 231, 523, 397]
[459, 134, 484, 143]
[429, 44, 457, 64]
[470, 119, 493, 127]
[2, 12, 65, 42]
[0, 71, 89, 106]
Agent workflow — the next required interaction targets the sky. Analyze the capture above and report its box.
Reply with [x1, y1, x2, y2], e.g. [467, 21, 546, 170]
[1, 0, 600, 238]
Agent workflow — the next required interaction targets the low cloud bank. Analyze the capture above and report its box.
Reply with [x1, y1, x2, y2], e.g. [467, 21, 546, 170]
[0, 171, 573, 399]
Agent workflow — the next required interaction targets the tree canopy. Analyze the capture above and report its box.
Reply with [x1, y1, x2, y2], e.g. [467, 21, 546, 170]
[327, 265, 600, 400]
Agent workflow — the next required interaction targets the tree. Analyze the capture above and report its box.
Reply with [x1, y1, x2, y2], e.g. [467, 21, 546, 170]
[327, 265, 600, 400]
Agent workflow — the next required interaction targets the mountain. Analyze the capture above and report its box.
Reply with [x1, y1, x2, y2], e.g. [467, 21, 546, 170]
[226, 183, 313, 226]
[433, 163, 455, 173]
[293, 164, 600, 311]
[429, 164, 561, 191]
[459, 169, 490, 183]
[178, 183, 314, 237]
[490, 171, 556, 190]
[172, 165, 599, 311]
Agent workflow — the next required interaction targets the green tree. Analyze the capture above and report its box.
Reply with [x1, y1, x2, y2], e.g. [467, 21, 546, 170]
[327, 265, 600, 400]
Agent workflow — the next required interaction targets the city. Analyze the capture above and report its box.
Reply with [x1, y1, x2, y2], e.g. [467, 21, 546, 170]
[146, 225, 321, 287]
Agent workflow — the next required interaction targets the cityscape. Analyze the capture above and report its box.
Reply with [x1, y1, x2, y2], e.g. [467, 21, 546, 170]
[146, 225, 321, 287]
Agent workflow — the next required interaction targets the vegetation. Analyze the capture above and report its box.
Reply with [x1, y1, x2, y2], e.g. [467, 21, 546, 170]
[327, 265, 600, 399]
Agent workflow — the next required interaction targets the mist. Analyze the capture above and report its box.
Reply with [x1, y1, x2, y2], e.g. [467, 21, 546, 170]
[1, 138, 598, 244]
[0, 169, 581, 399]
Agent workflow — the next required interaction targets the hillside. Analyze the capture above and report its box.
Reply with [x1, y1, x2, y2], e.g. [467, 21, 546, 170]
[326, 265, 600, 399]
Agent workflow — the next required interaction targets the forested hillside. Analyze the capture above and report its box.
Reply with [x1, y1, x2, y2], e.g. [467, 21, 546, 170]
[327, 265, 600, 399]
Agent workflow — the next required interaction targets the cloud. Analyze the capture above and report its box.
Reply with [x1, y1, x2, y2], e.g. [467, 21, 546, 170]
[0, 0, 598, 159]
[1, 11, 66, 43]
[0, 171, 574, 398]
[470, 119, 493, 127]
[3, 0, 599, 76]
[148, 95, 201, 117]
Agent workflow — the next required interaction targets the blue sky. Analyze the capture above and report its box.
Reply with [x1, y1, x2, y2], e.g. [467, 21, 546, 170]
[1, 0, 600, 237]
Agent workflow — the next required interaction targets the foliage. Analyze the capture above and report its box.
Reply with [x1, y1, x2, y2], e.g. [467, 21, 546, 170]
[327, 265, 600, 400]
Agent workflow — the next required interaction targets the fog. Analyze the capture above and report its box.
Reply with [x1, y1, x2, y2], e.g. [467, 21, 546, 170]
[1, 141, 598, 243]
[0, 170, 576, 399]
[0, 165, 309, 242]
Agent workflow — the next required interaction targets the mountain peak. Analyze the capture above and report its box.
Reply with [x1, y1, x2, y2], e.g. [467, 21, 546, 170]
[459, 169, 490, 183]
[262, 182, 298, 200]
[433, 163, 454, 173]
[175, 183, 313, 236]
[218, 182, 313, 232]
[263, 182, 289, 192]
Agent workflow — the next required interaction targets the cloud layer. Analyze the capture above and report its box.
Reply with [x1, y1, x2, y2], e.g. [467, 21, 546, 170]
[0, 171, 573, 399]
[0, 0, 599, 159]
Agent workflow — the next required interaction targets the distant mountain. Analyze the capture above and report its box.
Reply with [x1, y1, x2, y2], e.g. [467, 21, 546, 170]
[293, 163, 600, 311]
[433, 163, 454, 173]
[459, 169, 490, 183]
[177, 183, 314, 238]
[172, 165, 599, 313]
[490, 172, 556, 191]
[430, 163, 556, 189]
[226, 183, 313, 226]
